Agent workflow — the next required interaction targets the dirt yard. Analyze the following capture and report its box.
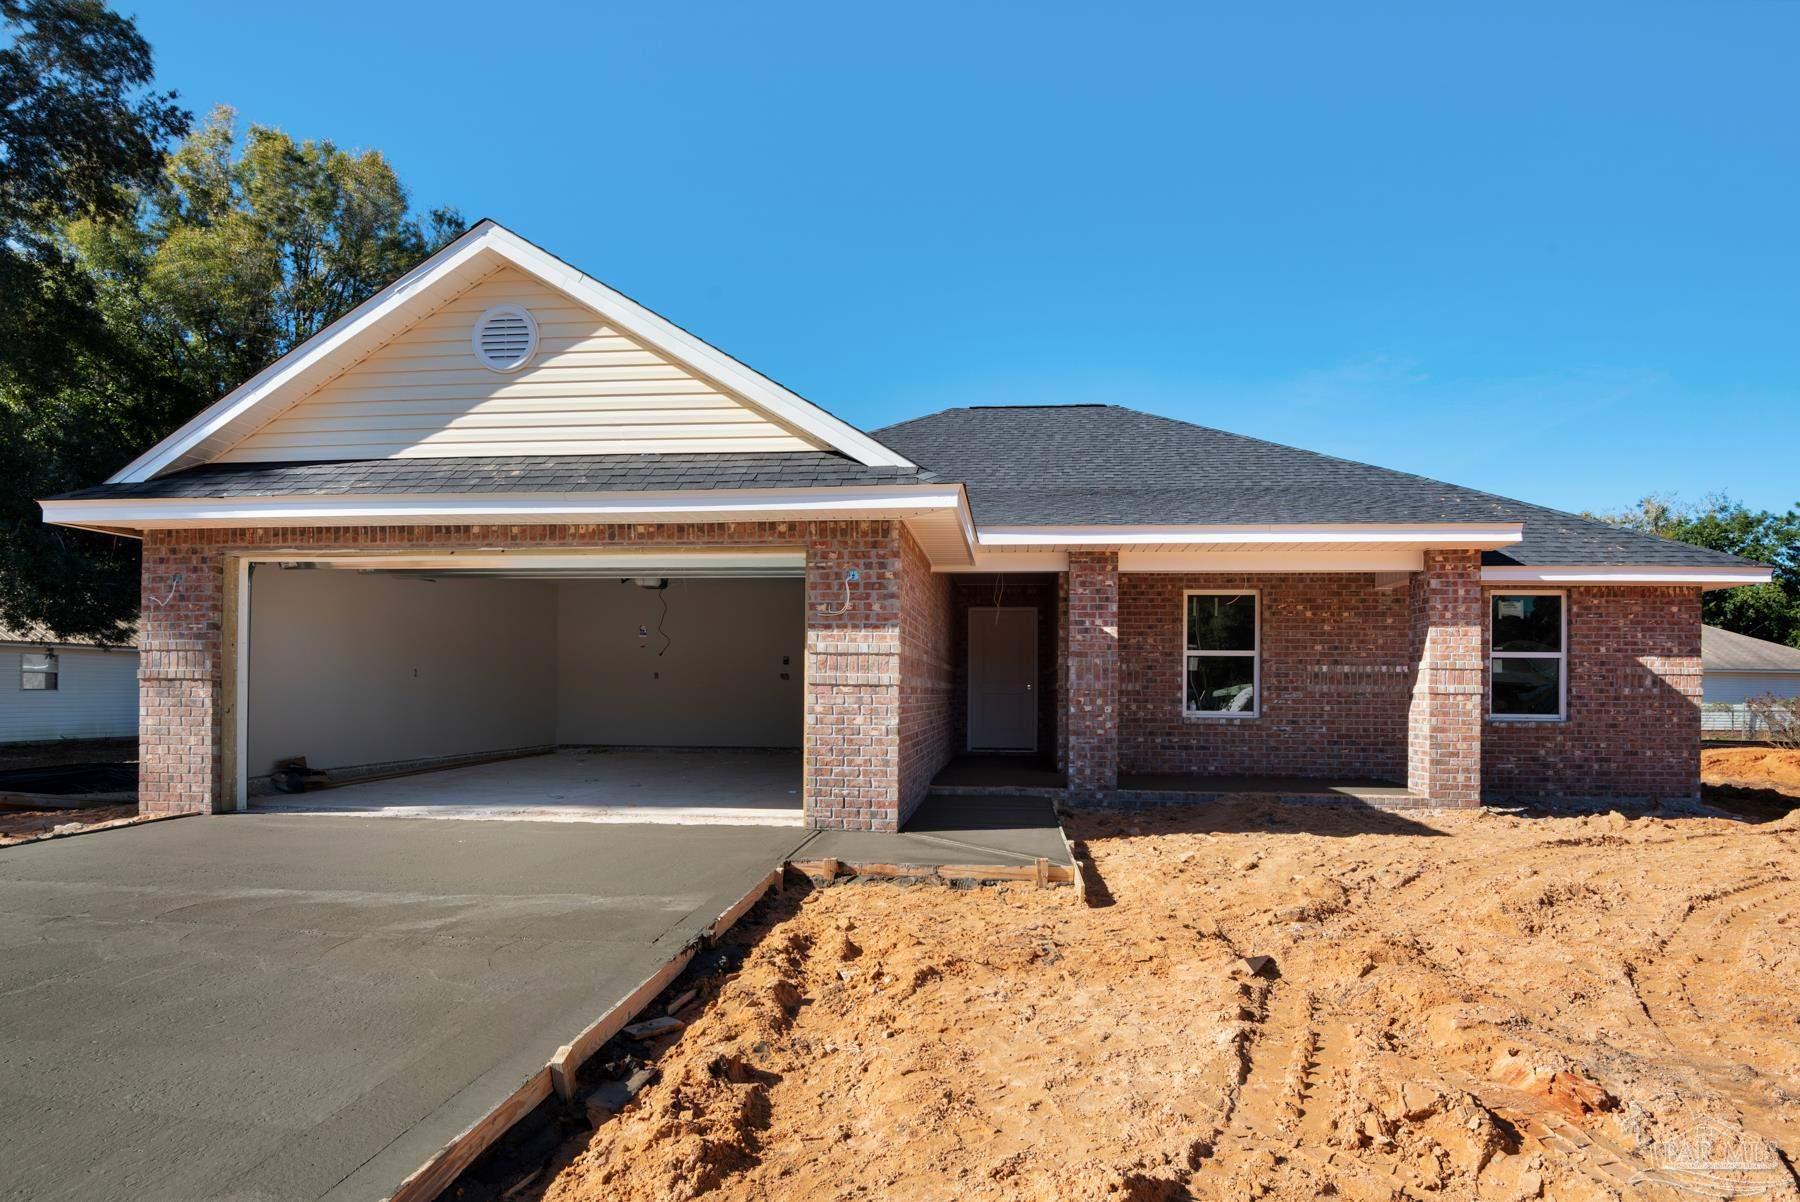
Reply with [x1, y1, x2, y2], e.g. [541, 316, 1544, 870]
[0, 804, 139, 845]
[1704, 746, 1800, 819]
[533, 800, 1800, 1202]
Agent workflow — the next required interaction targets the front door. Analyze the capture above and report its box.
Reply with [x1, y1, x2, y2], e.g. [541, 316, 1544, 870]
[967, 606, 1038, 751]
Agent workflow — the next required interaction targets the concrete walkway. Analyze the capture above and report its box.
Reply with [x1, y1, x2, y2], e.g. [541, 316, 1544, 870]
[0, 813, 809, 1202]
[251, 748, 805, 826]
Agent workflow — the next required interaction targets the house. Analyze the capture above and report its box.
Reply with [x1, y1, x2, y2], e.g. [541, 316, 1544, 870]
[0, 625, 138, 745]
[1702, 625, 1800, 703]
[38, 221, 1772, 831]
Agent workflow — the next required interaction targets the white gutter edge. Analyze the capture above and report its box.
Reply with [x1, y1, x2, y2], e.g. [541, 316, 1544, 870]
[976, 522, 1526, 548]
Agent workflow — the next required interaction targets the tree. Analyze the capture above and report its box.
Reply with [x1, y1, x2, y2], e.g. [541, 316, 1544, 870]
[0, 95, 462, 642]
[1590, 494, 1800, 649]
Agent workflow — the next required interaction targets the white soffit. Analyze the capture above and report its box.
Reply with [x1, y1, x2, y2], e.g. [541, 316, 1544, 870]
[1481, 565, 1774, 588]
[107, 221, 914, 481]
[974, 522, 1524, 551]
[39, 484, 977, 565]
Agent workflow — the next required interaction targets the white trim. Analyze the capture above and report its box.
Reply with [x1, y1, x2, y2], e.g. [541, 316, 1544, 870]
[1182, 589, 1260, 719]
[1481, 565, 1771, 588]
[979, 522, 1524, 549]
[1119, 549, 1426, 573]
[248, 549, 806, 573]
[108, 220, 914, 481]
[41, 483, 969, 530]
[938, 551, 1070, 573]
[1487, 589, 1567, 722]
[965, 605, 1039, 753]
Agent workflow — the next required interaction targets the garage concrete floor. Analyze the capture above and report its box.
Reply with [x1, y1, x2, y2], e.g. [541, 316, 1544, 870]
[252, 748, 804, 826]
[0, 813, 809, 1202]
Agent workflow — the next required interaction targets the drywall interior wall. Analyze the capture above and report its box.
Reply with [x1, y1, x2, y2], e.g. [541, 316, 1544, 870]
[555, 578, 803, 747]
[247, 568, 557, 775]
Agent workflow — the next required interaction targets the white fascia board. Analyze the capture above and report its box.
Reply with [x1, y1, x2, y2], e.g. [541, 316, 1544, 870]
[40, 484, 967, 531]
[109, 223, 502, 483]
[1481, 564, 1774, 588]
[480, 227, 913, 469]
[976, 522, 1525, 549]
[110, 220, 915, 482]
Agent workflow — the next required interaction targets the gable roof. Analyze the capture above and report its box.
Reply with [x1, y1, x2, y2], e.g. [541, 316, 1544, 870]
[109, 220, 914, 481]
[1703, 625, 1800, 673]
[874, 404, 1760, 571]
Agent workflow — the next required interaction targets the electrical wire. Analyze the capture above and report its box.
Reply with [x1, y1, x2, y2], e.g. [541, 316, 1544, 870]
[656, 586, 671, 656]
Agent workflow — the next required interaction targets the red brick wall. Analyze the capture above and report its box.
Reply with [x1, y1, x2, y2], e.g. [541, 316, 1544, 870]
[138, 520, 925, 829]
[897, 526, 955, 824]
[1481, 586, 1702, 801]
[1117, 572, 1412, 781]
[1065, 551, 1120, 800]
[1407, 551, 1484, 805]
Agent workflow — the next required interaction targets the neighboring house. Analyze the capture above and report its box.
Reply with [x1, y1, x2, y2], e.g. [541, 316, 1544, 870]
[1702, 625, 1800, 703]
[0, 626, 138, 744]
[38, 221, 1772, 829]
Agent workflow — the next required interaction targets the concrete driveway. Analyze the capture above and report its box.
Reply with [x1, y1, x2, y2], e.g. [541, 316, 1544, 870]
[0, 814, 809, 1202]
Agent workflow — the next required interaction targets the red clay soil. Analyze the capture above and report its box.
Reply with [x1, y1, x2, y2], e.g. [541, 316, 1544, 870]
[1704, 745, 1800, 797]
[533, 801, 1800, 1202]
[0, 804, 138, 846]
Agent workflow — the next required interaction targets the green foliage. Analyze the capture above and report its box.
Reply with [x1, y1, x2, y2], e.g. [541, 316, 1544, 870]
[0, 69, 461, 639]
[1589, 493, 1800, 649]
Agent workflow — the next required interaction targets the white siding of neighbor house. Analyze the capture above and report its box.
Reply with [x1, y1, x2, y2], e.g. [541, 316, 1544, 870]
[248, 569, 558, 777]
[217, 266, 821, 463]
[0, 646, 138, 743]
[1705, 670, 1800, 704]
[555, 578, 804, 748]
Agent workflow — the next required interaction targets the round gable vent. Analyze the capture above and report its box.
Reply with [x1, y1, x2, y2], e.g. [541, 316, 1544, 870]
[471, 304, 538, 372]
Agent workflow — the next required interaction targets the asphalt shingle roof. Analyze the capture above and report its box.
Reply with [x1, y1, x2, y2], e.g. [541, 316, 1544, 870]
[59, 404, 1762, 572]
[874, 405, 1757, 569]
[1703, 625, 1800, 673]
[55, 452, 935, 500]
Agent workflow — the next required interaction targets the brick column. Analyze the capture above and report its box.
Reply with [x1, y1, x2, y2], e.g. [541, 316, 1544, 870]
[804, 521, 905, 831]
[138, 533, 226, 815]
[1407, 549, 1483, 806]
[1064, 550, 1119, 803]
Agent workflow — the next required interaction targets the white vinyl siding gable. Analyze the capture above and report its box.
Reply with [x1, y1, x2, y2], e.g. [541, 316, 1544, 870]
[216, 266, 826, 463]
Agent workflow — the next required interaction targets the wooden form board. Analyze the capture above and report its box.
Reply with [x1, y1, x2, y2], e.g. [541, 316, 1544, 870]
[789, 857, 1075, 886]
[385, 862, 785, 1201]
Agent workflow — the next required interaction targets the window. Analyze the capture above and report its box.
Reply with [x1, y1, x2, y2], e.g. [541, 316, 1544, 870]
[21, 651, 58, 692]
[1184, 591, 1258, 717]
[1490, 593, 1564, 719]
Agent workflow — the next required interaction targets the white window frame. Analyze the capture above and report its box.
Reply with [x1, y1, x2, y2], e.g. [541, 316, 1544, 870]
[1182, 589, 1260, 719]
[1488, 589, 1567, 722]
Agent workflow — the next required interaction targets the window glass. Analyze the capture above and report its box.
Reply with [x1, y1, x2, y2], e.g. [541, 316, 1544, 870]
[21, 652, 58, 692]
[1187, 656, 1256, 713]
[1491, 656, 1560, 716]
[1492, 594, 1561, 653]
[1186, 593, 1256, 651]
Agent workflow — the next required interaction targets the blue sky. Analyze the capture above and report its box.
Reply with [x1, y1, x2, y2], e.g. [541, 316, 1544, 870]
[135, 1, 1798, 515]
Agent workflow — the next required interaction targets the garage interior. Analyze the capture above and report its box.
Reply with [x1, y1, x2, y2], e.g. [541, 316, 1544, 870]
[243, 556, 806, 825]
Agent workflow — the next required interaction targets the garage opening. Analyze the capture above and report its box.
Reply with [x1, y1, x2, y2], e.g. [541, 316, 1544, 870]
[240, 553, 805, 825]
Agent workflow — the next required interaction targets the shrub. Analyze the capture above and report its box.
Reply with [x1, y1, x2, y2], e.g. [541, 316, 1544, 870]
[1744, 693, 1800, 750]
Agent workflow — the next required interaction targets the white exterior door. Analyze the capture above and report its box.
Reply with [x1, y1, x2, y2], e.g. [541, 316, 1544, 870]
[967, 606, 1037, 751]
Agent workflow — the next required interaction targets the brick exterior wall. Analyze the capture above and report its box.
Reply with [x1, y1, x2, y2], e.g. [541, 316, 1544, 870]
[896, 525, 956, 826]
[1482, 586, 1702, 802]
[1064, 551, 1119, 801]
[1116, 572, 1412, 780]
[137, 519, 944, 831]
[1407, 550, 1484, 806]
